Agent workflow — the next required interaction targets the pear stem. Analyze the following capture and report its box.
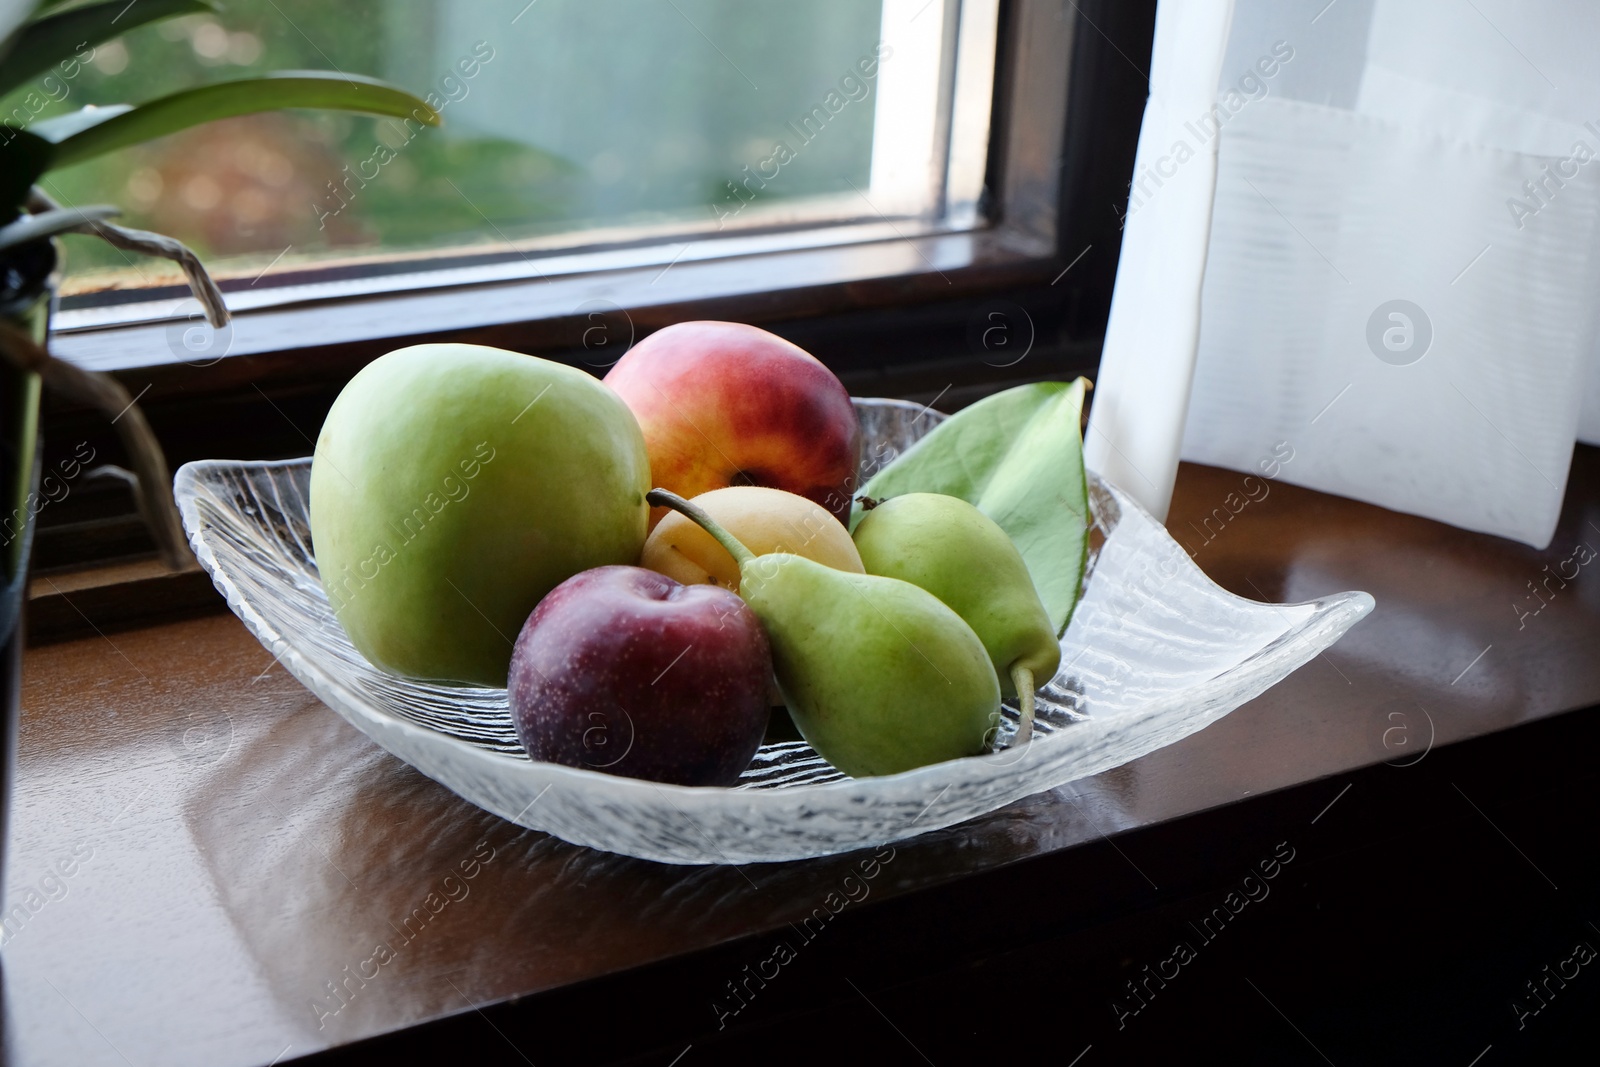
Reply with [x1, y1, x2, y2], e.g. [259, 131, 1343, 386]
[1011, 664, 1036, 746]
[647, 488, 757, 568]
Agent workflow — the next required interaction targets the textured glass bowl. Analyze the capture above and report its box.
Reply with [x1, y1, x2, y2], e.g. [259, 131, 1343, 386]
[175, 399, 1372, 865]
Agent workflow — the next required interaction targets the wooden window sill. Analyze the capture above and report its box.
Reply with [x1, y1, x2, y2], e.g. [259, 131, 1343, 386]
[25, 557, 217, 646]
[9, 451, 1600, 1064]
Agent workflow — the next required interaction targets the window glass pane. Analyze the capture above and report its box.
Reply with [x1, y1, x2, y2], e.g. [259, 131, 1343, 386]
[9, 0, 895, 293]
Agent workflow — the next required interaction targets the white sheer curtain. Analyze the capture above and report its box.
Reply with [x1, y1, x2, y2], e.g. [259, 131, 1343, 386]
[1086, 0, 1600, 548]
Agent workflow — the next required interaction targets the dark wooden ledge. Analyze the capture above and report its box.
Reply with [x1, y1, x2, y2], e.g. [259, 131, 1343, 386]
[7, 449, 1600, 1065]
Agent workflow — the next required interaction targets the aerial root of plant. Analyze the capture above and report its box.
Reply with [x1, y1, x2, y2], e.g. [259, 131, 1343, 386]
[27, 188, 230, 328]
[0, 186, 236, 571]
[0, 321, 191, 570]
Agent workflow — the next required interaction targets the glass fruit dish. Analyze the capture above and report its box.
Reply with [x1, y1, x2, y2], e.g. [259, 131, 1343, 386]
[174, 399, 1373, 865]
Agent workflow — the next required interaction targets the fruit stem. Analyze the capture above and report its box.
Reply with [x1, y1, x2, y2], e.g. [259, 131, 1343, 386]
[647, 488, 757, 568]
[1010, 664, 1036, 746]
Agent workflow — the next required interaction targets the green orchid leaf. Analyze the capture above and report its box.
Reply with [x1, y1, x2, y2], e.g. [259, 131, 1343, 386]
[0, 0, 218, 98]
[0, 125, 53, 216]
[0, 1, 37, 58]
[0, 22, 21, 68]
[3, 3, 80, 66]
[36, 71, 442, 170]
[23, 101, 127, 143]
[856, 379, 1091, 635]
[0, 202, 117, 254]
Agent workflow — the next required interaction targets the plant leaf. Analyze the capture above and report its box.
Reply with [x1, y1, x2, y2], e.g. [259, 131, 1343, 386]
[3, 3, 87, 68]
[36, 71, 442, 170]
[855, 379, 1091, 635]
[0, 0, 218, 98]
[0, 1, 39, 61]
[23, 101, 128, 143]
[0, 126, 53, 216]
[0, 202, 117, 254]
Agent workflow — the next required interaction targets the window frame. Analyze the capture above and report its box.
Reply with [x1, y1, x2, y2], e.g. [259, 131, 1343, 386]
[28, 0, 1157, 610]
[52, 0, 1064, 374]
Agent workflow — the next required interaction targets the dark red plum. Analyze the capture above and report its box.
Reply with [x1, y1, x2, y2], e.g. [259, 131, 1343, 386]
[508, 566, 771, 786]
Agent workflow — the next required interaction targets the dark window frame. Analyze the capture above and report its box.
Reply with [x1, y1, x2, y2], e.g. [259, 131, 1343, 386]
[29, 0, 1155, 610]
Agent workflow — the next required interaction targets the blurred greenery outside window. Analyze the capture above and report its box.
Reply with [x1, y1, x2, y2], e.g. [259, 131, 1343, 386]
[0, 0, 969, 300]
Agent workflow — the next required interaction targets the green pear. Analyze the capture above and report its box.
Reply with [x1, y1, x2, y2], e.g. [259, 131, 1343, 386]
[852, 493, 1060, 743]
[311, 344, 650, 686]
[647, 490, 999, 778]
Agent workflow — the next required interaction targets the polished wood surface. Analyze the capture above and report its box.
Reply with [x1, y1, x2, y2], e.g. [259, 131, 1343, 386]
[7, 452, 1600, 1066]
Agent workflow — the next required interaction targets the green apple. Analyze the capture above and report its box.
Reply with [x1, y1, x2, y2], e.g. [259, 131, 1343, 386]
[310, 343, 651, 686]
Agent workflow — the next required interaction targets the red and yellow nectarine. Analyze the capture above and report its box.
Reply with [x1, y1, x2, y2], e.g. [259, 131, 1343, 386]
[603, 321, 861, 527]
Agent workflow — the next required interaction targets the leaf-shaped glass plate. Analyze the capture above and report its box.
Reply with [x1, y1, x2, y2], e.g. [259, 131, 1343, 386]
[174, 399, 1373, 865]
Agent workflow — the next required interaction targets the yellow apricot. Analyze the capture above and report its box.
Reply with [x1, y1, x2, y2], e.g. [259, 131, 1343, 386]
[641, 485, 863, 592]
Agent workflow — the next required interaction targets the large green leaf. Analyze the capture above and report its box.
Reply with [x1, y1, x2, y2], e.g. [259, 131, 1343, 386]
[24, 102, 128, 143]
[855, 379, 1091, 635]
[0, 0, 217, 97]
[35, 71, 442, 170]
[3, 3, 81, 65]
[0, 1, 36, 63]
[0, 125, 52, 216]
[0, 0, 36, 48]
[0, 202, 116, 253]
